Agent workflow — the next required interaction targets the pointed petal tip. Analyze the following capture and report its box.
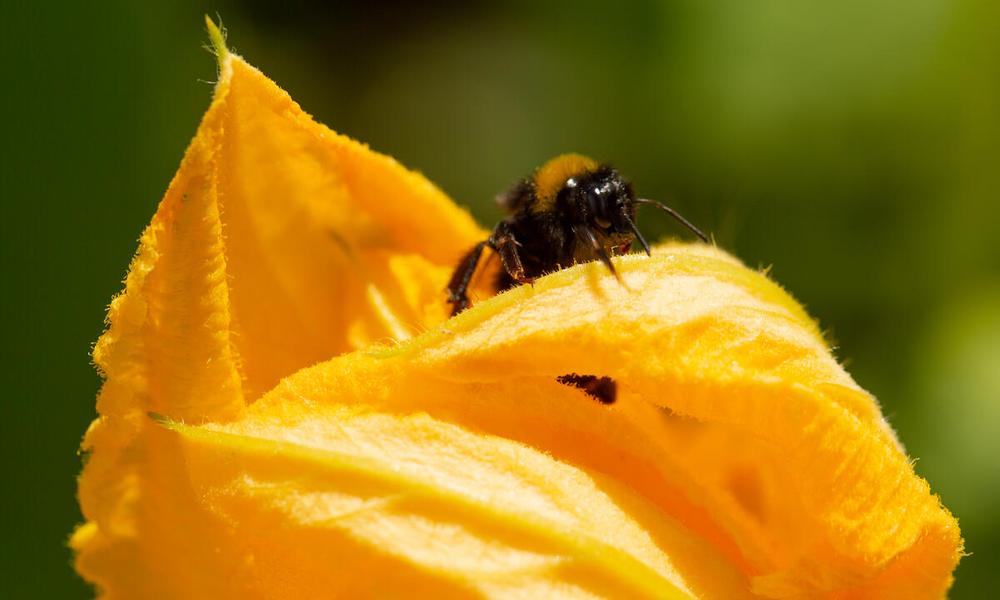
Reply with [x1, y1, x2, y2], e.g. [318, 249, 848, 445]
[204, 15, 229, 64]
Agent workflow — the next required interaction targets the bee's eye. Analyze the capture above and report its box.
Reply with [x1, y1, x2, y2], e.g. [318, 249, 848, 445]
[586, 188, 607, 215]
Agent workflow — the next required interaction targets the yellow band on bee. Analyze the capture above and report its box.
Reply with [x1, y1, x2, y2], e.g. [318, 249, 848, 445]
[531, 154, 599, 213]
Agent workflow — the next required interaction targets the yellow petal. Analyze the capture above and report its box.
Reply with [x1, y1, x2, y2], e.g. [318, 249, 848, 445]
[352, 244, 960, 598]
[74, 21, 961, 600]
[121, 18, 484, 405]
[74, 22, 484, 597]
[145, 407, 747, 599]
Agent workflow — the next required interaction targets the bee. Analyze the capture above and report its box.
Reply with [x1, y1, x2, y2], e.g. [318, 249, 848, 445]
[446, 154, 708, 315]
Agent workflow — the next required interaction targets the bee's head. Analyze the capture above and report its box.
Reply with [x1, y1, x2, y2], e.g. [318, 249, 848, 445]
[533, 154, 708, 256]
[563, 167, 636, 238]
[529, 154, 638, 258]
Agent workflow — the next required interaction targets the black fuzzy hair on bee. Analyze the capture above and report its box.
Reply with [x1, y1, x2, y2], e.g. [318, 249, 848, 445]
[446, 154, 707, 315]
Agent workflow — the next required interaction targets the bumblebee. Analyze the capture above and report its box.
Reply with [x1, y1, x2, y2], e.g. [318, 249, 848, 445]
[446, 154, 708, 315]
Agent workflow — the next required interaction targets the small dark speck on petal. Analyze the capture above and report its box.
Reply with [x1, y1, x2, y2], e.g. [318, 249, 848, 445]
[557, 373, 617, 404]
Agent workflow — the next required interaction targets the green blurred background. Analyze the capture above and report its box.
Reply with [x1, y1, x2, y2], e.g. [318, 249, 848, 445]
[2, 1, 997, 597]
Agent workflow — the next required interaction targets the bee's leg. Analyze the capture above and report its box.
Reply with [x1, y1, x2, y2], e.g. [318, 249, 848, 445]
[574, 225, 623, 284]
[446, 241, 488, 315]
[490, 221, 533, 285]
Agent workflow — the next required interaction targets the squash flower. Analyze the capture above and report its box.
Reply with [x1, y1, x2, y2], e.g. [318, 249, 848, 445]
[72, 19, 962, 599]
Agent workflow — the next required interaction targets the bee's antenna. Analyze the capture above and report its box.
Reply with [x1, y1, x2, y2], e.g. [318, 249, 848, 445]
[635, 198, 708, 242]
[622, 213, 651, 256]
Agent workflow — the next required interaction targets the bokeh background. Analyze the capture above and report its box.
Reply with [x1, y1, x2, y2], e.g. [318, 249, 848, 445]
[2, 1, 997, 597]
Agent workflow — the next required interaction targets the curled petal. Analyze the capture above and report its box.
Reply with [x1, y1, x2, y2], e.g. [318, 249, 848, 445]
[237, 245, 960, 598]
